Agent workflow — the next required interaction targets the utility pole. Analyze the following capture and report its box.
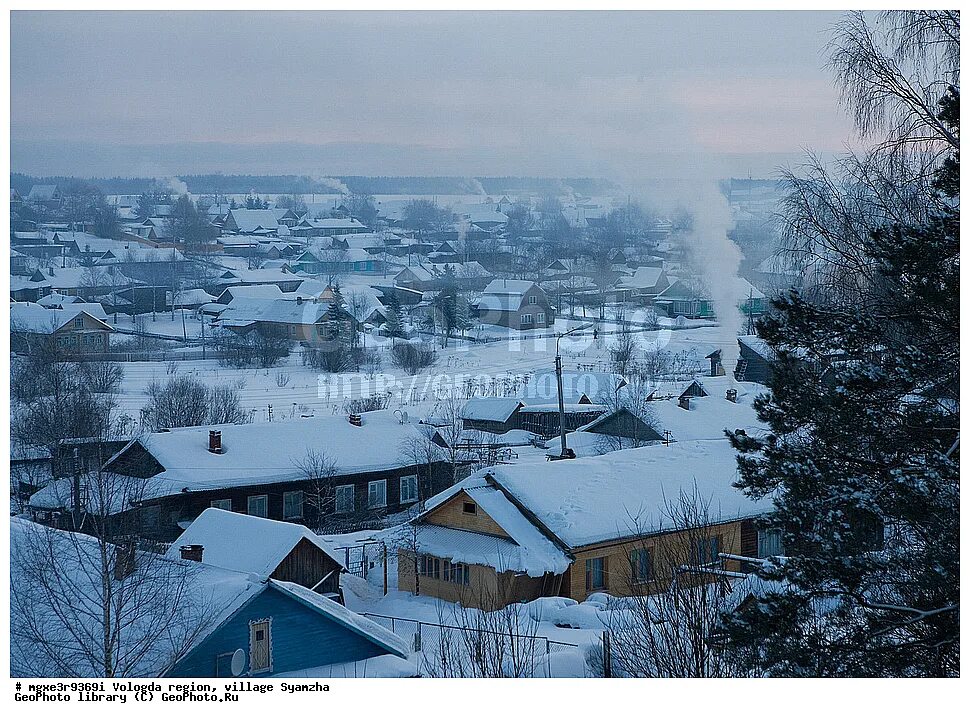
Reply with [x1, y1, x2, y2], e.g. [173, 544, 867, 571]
[552, 324, 596, 460]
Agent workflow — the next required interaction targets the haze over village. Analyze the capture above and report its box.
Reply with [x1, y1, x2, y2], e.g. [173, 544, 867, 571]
[7, 10, 959, 684]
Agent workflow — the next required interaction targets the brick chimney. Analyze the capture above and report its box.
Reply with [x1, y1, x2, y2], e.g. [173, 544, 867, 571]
[208, 430, 223, 454]
[114, 542, 136, 581]
[348, 413, 362, 427]
[726, 388, 738, 403]
[180, 544, 204, 562]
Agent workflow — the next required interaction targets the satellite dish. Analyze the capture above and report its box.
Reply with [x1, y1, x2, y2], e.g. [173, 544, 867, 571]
[230, 648, 246, 677]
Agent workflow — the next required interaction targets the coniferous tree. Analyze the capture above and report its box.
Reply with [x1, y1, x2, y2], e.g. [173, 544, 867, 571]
[720, 12, 959, 677]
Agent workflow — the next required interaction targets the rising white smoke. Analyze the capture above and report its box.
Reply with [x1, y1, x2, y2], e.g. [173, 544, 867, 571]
[162, 176, 189, 196]
[312, 176, 350, 195]
[682, 184, 745, 379]
[466, 177, 486, 195]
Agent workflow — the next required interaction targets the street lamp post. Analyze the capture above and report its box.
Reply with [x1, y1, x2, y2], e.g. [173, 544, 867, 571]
[553, 323, 597, 460]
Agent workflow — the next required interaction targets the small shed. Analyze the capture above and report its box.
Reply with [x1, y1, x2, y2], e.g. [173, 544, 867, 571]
[460, 397, 524, 434]
[165, 508, 345, 600]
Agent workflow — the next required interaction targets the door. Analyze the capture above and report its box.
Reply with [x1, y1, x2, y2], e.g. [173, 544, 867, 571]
[249, 619, 272, 674]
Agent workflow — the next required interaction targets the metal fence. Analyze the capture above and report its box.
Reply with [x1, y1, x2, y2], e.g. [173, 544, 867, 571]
[360, 611, 578, 678]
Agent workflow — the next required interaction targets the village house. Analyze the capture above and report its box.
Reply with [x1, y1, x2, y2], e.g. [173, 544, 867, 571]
[11, 518, 412, 678]
[223, 208, 283, 236]
[28, 411, 456, 541]
[165, 508, 346, 600]
[398, 439, 773, 609]
[9, 301, 112, 354]
[10, 269, 53, 302]
[215, 295, 356, 343]
[614, 265, 671, 303]
[654, 277, 766, 320]
[474, 278, 554, 330]
[26, 183, 62, 209]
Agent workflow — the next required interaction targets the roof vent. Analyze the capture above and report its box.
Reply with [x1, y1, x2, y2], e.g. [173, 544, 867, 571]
[726, 388, 738, 403]
[348, 413, 362, 427]
[208, 430, 223, 454]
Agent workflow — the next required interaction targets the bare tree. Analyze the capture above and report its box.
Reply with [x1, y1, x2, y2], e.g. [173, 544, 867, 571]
[141, 375, 250, 430]
[11, 471, 217, 677]
[294, 449, 342, 533]
[605, 487, 744, 677]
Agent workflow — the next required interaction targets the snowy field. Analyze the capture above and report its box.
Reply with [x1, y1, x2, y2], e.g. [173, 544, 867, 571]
[107, 322, 740, 423]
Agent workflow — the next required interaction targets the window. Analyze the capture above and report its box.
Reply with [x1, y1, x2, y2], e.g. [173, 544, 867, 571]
[443, 560, 470, 585]
[536, 312, 545, 324]
[520, 314, 533, 325]
[249, 619, 272, 674]
[335, 485, 354, 514]
[74, 316, 84, 328]
[757, 529, 784, 558]
[418, 554, 440, 579]
[400, 475, 418, 504]
[210, 498, 231, 511]
[283, 491, 303, 520]
[367, 479, 386, 508]
[585, 557, 607, 591]
[630, 548, 652, 583]
[690, 535, 721, 565]
[247, 494, 268, 518]
[462, 501, 477, 515]
[528, 295, 538, 304]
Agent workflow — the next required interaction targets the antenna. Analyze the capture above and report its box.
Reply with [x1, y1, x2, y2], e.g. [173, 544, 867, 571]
[230, 648, 246, 677]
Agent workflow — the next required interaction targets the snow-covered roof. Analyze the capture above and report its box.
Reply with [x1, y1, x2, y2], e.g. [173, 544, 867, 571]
[172, 288, 216, 306]
[518, 403, 606, 414]
[217, 298, 332, 326]
[165, 508, 342, 574]
[418, 480, 571, 577]
[616, 266, 666, 291]
[444, 439, 771, 550]
[524, 370, 623, 404]
[227, 209, 282, 233]
[649, 376, 766, 442]
[26, 184, 58, 201]
[216, 284, 285, 302]
[10, 518, 258, 678]
[10, 302, 111, 334]
[99, 411, 438, 500]
[461, 397, 523, 423]
[738, 334, 776, 361]
[482, 278, 535, 296]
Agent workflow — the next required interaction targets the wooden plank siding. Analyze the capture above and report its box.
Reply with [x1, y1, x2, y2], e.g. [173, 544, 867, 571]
[269, 538, 343, 596]
[166, 586, 391, 677]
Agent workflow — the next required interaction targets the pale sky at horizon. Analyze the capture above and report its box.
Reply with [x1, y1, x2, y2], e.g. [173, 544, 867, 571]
[10, 10, 857, 180]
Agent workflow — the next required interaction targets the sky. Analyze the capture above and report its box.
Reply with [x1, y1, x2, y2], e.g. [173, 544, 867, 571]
[10, 11, 856, 182]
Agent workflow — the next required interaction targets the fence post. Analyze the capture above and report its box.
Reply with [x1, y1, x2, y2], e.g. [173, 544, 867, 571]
[602, 630, 612, 678]
[545, 638, 551, 678]
[414, 622, 422, 653]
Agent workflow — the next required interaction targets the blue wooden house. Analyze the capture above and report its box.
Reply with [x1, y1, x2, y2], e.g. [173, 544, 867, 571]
[166, 580, 410, 678]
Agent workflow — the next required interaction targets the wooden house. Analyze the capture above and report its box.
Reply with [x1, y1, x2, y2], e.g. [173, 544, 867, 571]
[10, 302, 112, 355]
[28, 411, 455, 541]
[165, 579, 410, 678]
[10, 269, 53, 302]
[10, 518, 410, 678]
[165, 508, 345, 600]
[474, 279, 554, 330]
[398, 439, 772, 609]
[516, 403, 607, 438]
[460, 398, 524, 434]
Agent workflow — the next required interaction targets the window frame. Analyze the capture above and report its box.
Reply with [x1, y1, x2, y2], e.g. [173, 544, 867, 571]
[282, 490, 304, 520]
[210, 498, 232, 511]
[520, 313, 533, 325]
[585, 556, 607, 591]
[629, 548, 652, 584]
[757, 528, 784, 558]
[334, 484, 355, 514]
[247, 494, 269, 518]
[399, 475, 418, 505]
[367, 479, 387, 509]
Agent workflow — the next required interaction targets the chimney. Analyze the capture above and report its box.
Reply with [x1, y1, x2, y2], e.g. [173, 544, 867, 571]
[726, 388, 738, 403]
[348, 413, 362, 427]
[114, 542, 136, 581]
[48, 266, 55, 276]
[180, 544, 204, 562]
[208, 430, 223, 454]
[709, 351, 724, 377]
[297, 295, 304, 305]
[678, 396, 691, 411]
